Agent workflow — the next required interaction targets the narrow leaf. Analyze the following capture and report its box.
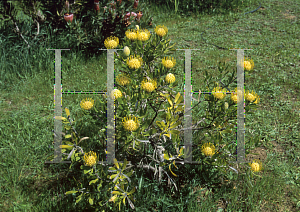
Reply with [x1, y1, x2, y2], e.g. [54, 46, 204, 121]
[65, 190, 78, 195]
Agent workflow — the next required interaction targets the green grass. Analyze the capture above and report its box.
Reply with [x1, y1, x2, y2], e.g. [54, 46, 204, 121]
[1, 0, 300, 211]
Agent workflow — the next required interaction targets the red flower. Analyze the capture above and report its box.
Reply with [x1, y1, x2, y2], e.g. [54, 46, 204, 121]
[137, 11, 143, 21]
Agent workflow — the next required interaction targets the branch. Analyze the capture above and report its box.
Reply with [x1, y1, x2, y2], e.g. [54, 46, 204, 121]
[12, 20, 30, 48]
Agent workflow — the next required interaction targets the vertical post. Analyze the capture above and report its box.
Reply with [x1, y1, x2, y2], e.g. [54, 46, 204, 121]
[230, 48, 252, 164]
[45, 49, 70, 164]
[107, 49, 116, 164]
[184, 49, 192, 163]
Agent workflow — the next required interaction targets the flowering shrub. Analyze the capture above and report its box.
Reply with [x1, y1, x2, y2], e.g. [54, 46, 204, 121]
[55, 0, 154, 55]
[53, 24, 263, 210]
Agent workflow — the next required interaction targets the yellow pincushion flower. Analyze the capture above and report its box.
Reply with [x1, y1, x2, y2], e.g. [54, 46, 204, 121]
[230, 87, 246, 103]
[127, 54, 143, 69]
[137, 29, 151, 41]
[111, 89, 123, 100]
[212, 86, 227, 100]
[165, 73, 176, 84]
[162, 56, 176, 69]
[249, 159, 263, 172]
[116, 73, 131, 86]
[245, 90, 257, 102]
[244, 58, 254, 71]
[122, 115, 140, 132]
[141, 78, 157, 92]
[154, 25, 168, 37]
[201, 143, 216, 157]
[84, 151, 97, 167]
[80, 98, 94, 110]
[125, 29, 138, 41]
[104, 36, 119, 49]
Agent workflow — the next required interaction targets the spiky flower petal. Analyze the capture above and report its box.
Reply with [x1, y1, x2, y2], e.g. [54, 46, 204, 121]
[244, 58, 255, 71]
[80, 98, 94, 110]
[201, 142, 216, 157]
[230, 87, 246, 103]
[141, 78, 157, 92]
[127, 55, 143, 69]
[212, 86, 227, 100]
[122, 115, 139, 132]
[104, 36, 119, 49]
[137, 29, 151, 41]
[116, 73, 131, 86]
[162, 56, 176, 69]
[154, 25, 168, 37]
[249, 159, 263, 172]
[125, 29, 138, 40]
[84, 151, 97, 167]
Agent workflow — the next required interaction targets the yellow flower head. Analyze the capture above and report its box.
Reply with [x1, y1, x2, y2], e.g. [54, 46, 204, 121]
[80, 98, 94, 110]
[84, 151, 97, 167]
[212, 86, 227, 100]
[249, 159, 263, 172]
[141, 78, 157, 92]
[127, 54, 143, 69]
[165, 73, 176, 84]
[230, 87, 246, 104]
[110, 89, 123, 100]
[122, 115, 140, 132]
[154, 25, 168, 37]
[125, 29, 138, 41]
[244, 58, 254, 71]
[245, 90, 258, 103]
[123, 46, 130, 56]
[104, 36, 119, 49]
[162, 56, 176, 69]
[135, 25, 139, 31]
[137, 29, 151, 41]
[116, 73, 131, 86]
[201, 142, 216, 157]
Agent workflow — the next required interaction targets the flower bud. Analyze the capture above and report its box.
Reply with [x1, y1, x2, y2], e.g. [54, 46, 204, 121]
[225, 102, 229, 109]
[135, 25, 139, 31]
[123, 46, 130, 56]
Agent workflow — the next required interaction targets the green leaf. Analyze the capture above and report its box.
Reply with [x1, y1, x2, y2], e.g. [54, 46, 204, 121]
[163, 152, 170, 160]
[112, 191, 122, 195]
[89, 178, 98, 185]
[65, 190, 78, 195]
[163, 132, 170, 138]
[167, 96, 173, 107]
[89, 197, 94, 205]
[174, 93, 181, 105]
[55, 116, 67, 121]
[170, 120, 181, 129]
[65, 134, 72, 139]
[84, 169, 92, 174]
[59, 144, 73, 149]
[76, 193, 83, 203]
[170, 130, 180, 135]
[117, 96, 123, 104]
[64, 125, 71, 130]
